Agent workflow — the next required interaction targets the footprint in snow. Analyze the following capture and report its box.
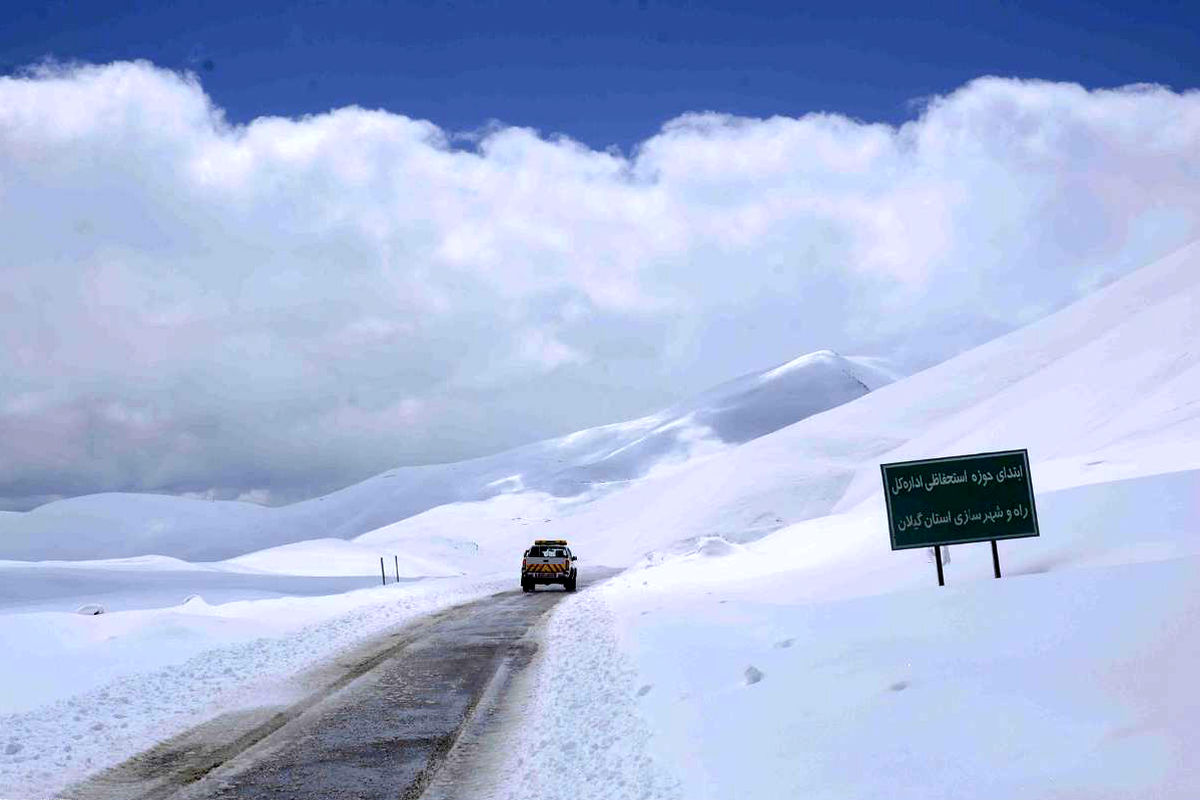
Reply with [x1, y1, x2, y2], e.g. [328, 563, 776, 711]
[744, 665, 765, 685]
[773, 638, 794, 649]
[889, 680, 910, 692]
[637, 684, 653, 697]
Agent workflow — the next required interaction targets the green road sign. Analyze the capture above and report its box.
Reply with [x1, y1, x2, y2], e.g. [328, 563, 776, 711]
[881, 449, 1039, 550]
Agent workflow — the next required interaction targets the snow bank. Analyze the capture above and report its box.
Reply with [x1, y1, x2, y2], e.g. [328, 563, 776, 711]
[479, 586, 682, 800]
[0, 560, 382, 614]
[605, 555, 1200, 800]
[220, 537, 464, 578]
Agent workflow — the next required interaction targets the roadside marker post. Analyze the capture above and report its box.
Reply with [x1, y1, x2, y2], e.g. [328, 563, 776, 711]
[380, 557, 386, 586]
[394, 555, 399, 583]
[881, 449, 1039, 587]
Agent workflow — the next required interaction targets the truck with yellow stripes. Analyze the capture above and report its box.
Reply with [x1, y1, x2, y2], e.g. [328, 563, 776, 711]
[521, 539, 577, 593]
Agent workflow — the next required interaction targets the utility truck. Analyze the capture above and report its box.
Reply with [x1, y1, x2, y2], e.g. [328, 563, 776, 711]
[521, 539, 577, 592]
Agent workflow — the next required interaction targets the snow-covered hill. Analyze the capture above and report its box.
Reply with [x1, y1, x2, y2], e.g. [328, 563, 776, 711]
[346, 239, 1200, 577]
[477, 240, 1200, 800]
[0, 350, 885, 561]
[583, 237, 1200, 559]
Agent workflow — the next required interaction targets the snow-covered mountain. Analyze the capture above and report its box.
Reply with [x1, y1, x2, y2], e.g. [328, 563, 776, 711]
[347, 238, 1200, 573]
[0, 350, 887, 561]
[605, 235, 1200, 559]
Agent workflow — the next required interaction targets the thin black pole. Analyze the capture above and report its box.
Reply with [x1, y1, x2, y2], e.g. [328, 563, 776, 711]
[935, 545, 945, 587]
[991, 540, 1002, 579]
[394, 555, 399, 583]
[380, 557, 386, 586]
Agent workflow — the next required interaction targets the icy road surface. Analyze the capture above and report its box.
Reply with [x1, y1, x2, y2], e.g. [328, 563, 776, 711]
[68, 571, 615, 800]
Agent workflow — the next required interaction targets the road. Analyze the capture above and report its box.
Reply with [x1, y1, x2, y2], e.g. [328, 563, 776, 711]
[69, 571, 614, 800]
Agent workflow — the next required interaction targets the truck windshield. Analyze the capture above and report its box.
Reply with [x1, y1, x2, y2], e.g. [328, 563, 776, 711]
[529, 546, 568, 558]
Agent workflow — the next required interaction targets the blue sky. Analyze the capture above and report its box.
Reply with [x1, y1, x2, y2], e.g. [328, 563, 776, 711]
[3, 0, 1197, 150]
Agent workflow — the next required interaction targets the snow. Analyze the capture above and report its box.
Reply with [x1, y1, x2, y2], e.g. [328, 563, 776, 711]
[475, 240, 1200, 799]
[476, 468, 1200, 799]
[603, 553, 1199, 800]
[221, 537, 464, 578]
[477, 583, 683, 800]
[0, 573, 512, 797]
[0, 539, 466, 614]
[0, 344, 885, 798]
[4, 238, 1200, 798]
[0, 561, 383, 614]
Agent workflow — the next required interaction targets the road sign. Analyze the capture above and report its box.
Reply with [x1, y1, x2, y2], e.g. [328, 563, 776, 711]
[881, 449, 1039, 551]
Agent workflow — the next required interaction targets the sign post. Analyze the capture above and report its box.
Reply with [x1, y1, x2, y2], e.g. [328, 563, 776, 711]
[881, 449, 1038, 586]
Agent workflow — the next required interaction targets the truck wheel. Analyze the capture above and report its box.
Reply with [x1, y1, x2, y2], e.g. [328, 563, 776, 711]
[565, 575, 577, 592]
[521, 579, 533, 593]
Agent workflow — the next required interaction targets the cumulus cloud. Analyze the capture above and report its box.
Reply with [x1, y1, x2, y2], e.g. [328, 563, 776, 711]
[1, 62, 1198, 506]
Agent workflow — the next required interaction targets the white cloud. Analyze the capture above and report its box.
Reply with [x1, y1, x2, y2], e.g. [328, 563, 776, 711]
[1, 63, 1198, 505]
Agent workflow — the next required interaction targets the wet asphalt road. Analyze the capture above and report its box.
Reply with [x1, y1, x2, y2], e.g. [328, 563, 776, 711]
[69, 572, 614, 800]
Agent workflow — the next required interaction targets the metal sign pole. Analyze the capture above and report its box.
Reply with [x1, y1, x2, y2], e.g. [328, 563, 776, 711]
[935, 545, 945, 587]
[991, 540, 1002, 579]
